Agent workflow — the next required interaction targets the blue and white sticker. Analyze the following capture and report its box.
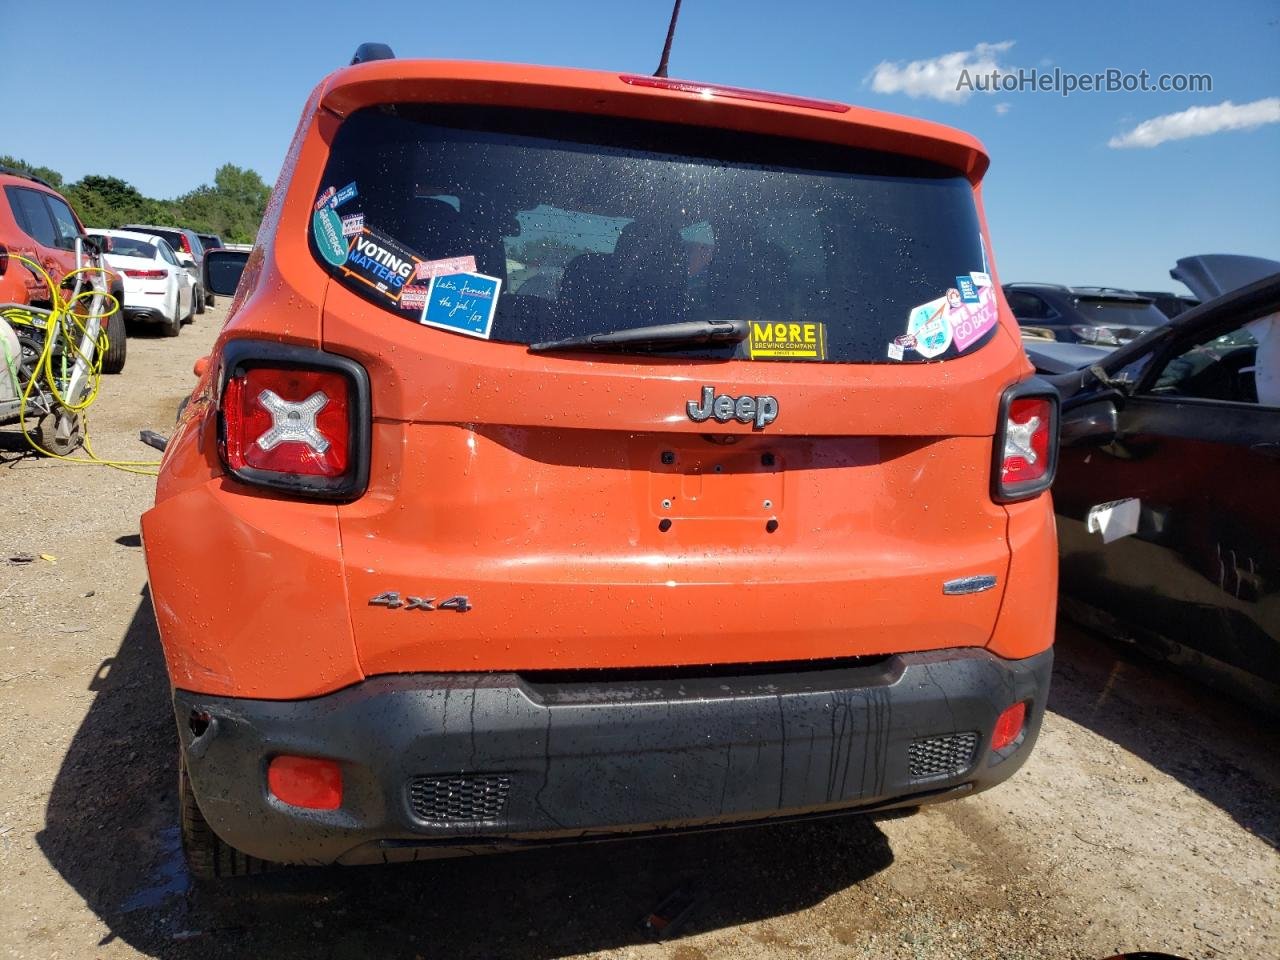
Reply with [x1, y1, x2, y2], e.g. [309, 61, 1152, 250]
[332, 181, 358, 208]
[905, 296, 953, 359]
[956, 275, 980, 303]
[421, 272, 502, 339]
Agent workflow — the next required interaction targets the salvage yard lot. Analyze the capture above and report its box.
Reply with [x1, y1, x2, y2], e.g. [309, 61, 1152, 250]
[0, 306, 1276, 960]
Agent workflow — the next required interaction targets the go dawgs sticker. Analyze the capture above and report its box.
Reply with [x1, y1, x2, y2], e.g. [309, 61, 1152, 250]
[341, 228, 423, 306]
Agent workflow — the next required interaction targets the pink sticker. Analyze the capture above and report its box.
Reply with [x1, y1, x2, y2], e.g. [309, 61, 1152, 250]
[399, 285, 429, 310]
[951, 285, 999, 352]
[414, 255, 477, 281]
[314, 186, 336, 210]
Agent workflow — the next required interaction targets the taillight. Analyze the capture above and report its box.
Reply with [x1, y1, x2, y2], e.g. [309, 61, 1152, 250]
[180, 235, 191, 253]
[992, 383, 1058, 503]
[991, 701, 1028, 750]
[217, 342, 370, 499]
[123, 269, 168, 279]
[0, 243, 8, 277]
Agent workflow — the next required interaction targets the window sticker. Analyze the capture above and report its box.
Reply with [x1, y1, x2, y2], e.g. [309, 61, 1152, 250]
[748, 321, 827, 360]
[341, 213, 364, 237]
[342, 227, 423, 306]
[421, 272, 502, 339]
[399, 284, 429, 311]
[314, 185, 337, 210]
[414, 255, 478, 282]
[951, 279, 999, 353]
[905, 296, 954, 359]
[956, 276, 980, 303]
[970, 270, 992, 288]
[312, 207, 348, 267]
[332, 181, 358, 208]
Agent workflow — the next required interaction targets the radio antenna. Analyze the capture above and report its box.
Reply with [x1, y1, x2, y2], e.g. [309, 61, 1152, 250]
[654, 0, 683, 78]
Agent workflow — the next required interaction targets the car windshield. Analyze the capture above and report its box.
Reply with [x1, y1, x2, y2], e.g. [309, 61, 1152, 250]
[1072, 298, 1168, 328]
[309, 104, 996, 363]
[104, 236, 158, 259]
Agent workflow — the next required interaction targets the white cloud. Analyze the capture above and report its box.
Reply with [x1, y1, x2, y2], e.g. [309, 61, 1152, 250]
[994, 102, 1012, 115]
[1109, 97, 1280, 148]
[867, 41, 1015, 104]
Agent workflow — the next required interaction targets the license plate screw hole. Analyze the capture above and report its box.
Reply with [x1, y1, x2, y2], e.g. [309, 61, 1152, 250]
[658, 518, 673, 532]
[766, 518, 779, 533]
[661, 499, 672, 510]
[762, 499, 773, 510]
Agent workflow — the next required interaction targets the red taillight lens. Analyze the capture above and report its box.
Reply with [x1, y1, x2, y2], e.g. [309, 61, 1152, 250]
[217, 344, 369, 499]
[180, 235, 191, 253]
[123, 269, 168, 279]
[1001, 397, 1052, 485]
[267, 755, 343, 810]
[993, 388, 1058, 502]
[224, 366, 350, 477]
[992, 701, 1028, 750]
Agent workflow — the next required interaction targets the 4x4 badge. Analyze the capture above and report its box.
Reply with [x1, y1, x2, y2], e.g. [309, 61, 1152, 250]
[686, 386, 778, 430]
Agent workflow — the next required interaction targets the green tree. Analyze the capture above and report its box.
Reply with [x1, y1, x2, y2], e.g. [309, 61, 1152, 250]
[0, 155, 64, 189]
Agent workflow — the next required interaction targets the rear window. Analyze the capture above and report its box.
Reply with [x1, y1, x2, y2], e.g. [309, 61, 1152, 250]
[1072, 298, 1168, 328]
[309, 105, 996, 363]
[102, 236, 158, 259]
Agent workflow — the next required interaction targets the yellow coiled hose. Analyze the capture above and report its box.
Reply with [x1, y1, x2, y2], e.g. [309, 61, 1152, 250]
[2, 253, 160, 474]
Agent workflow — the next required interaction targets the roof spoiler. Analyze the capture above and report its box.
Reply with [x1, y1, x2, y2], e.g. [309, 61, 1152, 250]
[351, 43, 395, 65]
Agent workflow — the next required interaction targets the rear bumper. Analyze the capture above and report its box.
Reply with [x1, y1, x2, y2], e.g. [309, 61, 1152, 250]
[124, 305, 170, 323]
[176, 646, 1052, 865]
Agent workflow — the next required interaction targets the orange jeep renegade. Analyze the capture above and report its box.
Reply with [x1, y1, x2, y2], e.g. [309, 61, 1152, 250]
[143, 44, 1059, 878]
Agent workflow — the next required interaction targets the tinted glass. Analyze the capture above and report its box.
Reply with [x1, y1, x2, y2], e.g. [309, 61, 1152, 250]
[198, 234, 223, 250]
[1072, 298, 1167, 328]
[310, 105, 994, 363]
[7, 187, 58, 247]
[44, 194, 82, 247]
[156, 240, 180, 265]
[103, 236, 159, 259]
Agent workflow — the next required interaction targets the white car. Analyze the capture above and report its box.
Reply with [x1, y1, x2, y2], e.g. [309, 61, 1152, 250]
[88, 229, 196, 336]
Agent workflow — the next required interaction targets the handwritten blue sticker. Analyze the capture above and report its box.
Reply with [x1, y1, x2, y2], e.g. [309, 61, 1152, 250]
[421, 272, 502, 339]
[956, 276, 980, 303]
[312, 208, 348, 266]
[333, 181, 358, 208]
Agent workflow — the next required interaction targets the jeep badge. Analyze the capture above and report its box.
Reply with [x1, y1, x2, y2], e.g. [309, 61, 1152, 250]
[686, 386, 778, 430]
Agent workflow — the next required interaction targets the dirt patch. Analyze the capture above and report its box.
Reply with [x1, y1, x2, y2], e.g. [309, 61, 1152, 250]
[0, 303, 1276, 959]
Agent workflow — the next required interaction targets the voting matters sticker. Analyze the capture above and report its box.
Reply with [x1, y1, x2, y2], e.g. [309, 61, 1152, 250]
[342, 228, 422, 306]
[748, 321, 827, 360]
[421, 272, 502, 339]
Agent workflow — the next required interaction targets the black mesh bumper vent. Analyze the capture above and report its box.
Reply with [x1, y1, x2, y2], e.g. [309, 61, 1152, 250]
[908, 732, 979, 780]
[408, 774, 511, 823]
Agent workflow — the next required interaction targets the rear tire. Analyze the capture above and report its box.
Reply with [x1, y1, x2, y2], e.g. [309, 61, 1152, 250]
[194, 284, 206, 315]
[180, 290, 194, 325]
[161, 306, 181, 337]
[100, 310, 128, 373]
[179, 751, 275, 881]
[204, 286, 216, 308]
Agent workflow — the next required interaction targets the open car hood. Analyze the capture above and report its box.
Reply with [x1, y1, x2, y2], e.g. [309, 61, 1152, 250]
[1171, 254, 1280, 302]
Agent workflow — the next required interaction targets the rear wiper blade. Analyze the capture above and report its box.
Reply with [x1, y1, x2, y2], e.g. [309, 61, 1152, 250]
[528, 318, 749, 354]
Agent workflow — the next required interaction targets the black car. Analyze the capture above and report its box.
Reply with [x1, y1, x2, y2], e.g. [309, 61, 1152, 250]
[1038, 256, 1280, 710]
[1004, 283, 1170, 345]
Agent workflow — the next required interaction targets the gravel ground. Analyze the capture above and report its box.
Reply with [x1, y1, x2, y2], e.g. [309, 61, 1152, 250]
[0, 303, 1276, 960]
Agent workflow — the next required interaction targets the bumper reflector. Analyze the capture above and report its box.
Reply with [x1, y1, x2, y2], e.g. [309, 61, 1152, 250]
[991, 701, 1028, 751]
[268, 755, 343, 810]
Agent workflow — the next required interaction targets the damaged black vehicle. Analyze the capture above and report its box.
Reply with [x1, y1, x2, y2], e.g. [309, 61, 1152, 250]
[1034, 255, 1280, 711]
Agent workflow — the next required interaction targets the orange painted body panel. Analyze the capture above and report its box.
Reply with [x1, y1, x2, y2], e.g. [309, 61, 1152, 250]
[143, 59, 1057, 699]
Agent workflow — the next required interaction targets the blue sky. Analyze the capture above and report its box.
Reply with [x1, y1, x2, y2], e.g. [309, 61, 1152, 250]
[3, 0, 1277, 290]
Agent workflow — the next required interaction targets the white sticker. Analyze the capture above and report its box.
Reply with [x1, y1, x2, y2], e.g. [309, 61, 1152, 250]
[887, 342, 904, 361]
[970, 271, 992, 288]
[905, 296, 953, 359]
[1086, 498, 1141, 544]
[340, 213, 364, 237]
